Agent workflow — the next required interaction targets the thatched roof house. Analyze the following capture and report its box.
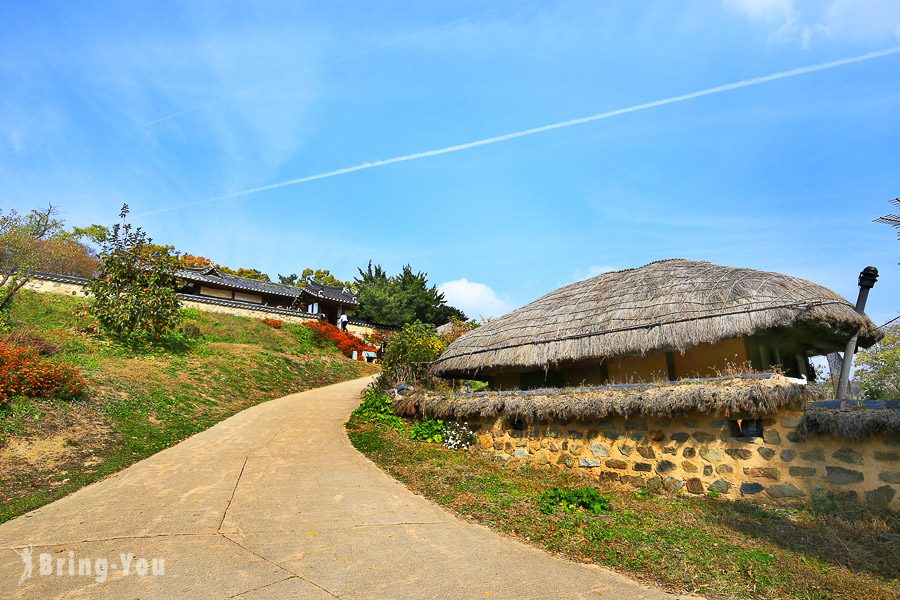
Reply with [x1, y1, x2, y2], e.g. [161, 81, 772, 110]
[432, 259, 881, 389]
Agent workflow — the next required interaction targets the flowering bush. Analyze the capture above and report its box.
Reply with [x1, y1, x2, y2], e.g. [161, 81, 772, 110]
[302, 320, 377, 360]
[0, 342, 85, 407]
[442, 421, 474, 450]
[262, 318, 283, 329]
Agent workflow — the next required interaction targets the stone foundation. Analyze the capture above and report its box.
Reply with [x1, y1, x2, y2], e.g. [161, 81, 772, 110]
[473, 410, 898, 508]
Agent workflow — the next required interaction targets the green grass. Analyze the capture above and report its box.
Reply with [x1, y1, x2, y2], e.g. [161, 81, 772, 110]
[346, 419, 899, 600]
[0, 290, 377, 523]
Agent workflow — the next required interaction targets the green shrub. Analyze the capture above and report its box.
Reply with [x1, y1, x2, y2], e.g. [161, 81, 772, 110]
[536, 486, 612, 515]
[409, 419, 444, 443]
[87, 205, 181, 342]
[350, 388, 406, 430]
[380, 321, 447, 387]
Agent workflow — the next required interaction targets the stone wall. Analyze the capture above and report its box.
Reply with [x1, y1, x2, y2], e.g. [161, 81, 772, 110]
[23, 277, 90, 298]
[473, 410, 898, 509]
[179, 298, 318, 325]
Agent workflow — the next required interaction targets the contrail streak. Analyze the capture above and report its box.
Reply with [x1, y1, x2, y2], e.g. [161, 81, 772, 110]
[141, 0, 525, 127]
[140, 45, 900, 217]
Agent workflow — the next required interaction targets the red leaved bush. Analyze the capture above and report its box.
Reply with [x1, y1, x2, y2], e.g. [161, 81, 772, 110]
[302, 321, 376, 360]
[0, 343, 86, 407]
[262, 318, 283, 329]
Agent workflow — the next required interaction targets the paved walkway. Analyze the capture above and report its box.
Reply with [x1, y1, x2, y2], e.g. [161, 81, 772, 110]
[0, 377, 673, 599]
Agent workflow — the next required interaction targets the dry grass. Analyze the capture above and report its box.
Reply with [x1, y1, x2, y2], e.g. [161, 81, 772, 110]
[433, 259, 881, 378]
[396, 374, 816, 423]
[799, 408, 900, 440]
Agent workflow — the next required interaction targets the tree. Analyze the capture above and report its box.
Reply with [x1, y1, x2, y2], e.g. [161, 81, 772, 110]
[216, 265, 270, 281]
[180, 254, 213, 268]
[87, 204, 182, 341]
[278, 267, 354, 290]
[353, 262, 465, 327]
[1, 205, 99, 317]
[855, 324, 900, 399]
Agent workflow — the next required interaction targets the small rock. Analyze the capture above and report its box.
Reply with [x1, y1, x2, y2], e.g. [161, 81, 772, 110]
[662, 446, 677, 455]
[715, 464, 733, 474]
[579, 458, 601, 468]
[757, 447, 776, 460]
[649, 430, 666, 442]
[605, 459, 628, 470]
[557, 454, 575, 468]
[634, 462, 652, 472]
[591, 443, 610, 457]
[618, 444, 634, 456]
[703, 465, 713, 476]
[568, 430, 583, 439]
[874, 451, 899, 462]
[699, 448, 723, 462]
[826, 466, 864, 485]
[692, 432, 715, 443]
[512, 448, 529, 459]
[495, 453, 512, 462]
[682, 461, 698, 473]
[725, 448, 753, 460]
[663, 477, 685, 493]
[686, 478, 705, 494]
[740, 482, 765, 495]
[709, 479, 731, 493]
[743, 467, 780, 480]
[655, 460, 676, 474]
[637, 446, 656, 459]
[762, 430, 782, 445]
[780, 449, 797, 462]
[879, 471, 900, 484]
[789, 466, 816, 477]
[682, 447, 697, 458]
[621, 475, 646, 487]
[865, 485, 896, 506]
[832, 448, 864, 465]
[670, 432, 690, 443]
[768, 483, 805, 499]
[646, 476, 664, 491]
[533, 449, 552, 465]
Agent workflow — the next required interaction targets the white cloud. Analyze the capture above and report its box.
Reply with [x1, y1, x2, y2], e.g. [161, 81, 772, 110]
[725, 0, 900, 46]
[438, 279, 515, 319]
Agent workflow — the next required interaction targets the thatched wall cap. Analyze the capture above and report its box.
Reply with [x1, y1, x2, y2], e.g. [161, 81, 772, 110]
[433, 259, 881, 377]
[395, 374, 815, 423]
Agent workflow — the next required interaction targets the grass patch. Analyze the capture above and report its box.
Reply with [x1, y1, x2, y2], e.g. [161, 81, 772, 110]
[346, 419, 899, 599]
[0, 290, 378, 523]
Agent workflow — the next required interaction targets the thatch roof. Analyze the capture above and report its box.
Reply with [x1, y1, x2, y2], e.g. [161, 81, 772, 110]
[394, 374, 816, 423]
[798, 408, 900, 440]
[432, 259, 881, 378]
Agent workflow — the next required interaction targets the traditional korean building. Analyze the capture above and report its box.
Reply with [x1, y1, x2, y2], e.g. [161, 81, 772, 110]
[177, 266, 358, 325]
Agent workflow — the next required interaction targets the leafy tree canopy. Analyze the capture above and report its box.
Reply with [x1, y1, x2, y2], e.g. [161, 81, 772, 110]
[278, 267, 354, 290]
[353, 262, 467, 327]
[856, 324, 900, 400]
[87, 204, 182, 341]
[1, 205, 99, 316]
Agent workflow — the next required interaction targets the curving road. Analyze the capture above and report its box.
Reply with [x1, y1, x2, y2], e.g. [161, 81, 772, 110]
[0, 376, 674, 599]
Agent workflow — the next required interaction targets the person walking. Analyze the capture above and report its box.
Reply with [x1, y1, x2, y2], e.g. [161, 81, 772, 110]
[339, 313, 349, 331]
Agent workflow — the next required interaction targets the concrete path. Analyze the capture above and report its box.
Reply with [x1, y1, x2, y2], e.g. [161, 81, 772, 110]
[0, 377, 674, 599]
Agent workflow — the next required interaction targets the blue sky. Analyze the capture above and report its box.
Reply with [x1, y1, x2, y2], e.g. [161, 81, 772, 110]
[2, 0, 899, 323]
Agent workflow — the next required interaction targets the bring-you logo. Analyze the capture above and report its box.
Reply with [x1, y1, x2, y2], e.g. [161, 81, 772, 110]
[12, 546, 164, 586]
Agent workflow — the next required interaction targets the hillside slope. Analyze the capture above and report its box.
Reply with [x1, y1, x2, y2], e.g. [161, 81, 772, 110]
[0, 290, 377, 523]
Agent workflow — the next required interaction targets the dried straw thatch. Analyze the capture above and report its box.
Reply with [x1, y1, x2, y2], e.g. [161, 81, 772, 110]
[432, 259, 880, 378]
[798, 408, 900, 440]
[394, 375, 815, 423]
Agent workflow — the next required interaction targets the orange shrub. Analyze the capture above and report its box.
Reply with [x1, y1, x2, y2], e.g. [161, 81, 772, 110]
[302, 321, 377, 359]
[0, 343, 86, 407]
[262, 318, 284, 329]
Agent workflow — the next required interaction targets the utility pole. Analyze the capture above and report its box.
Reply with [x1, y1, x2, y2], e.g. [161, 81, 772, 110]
[836, 266, 878, 402]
